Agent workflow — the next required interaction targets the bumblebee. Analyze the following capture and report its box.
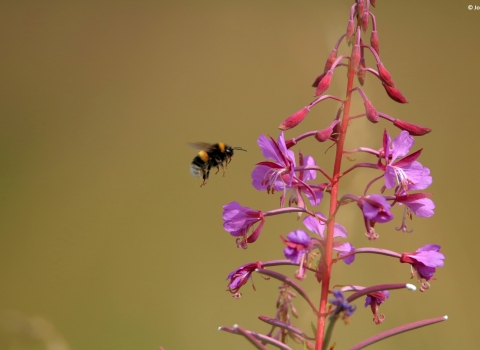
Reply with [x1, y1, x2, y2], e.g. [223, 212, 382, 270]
[189, 142, 246, 186]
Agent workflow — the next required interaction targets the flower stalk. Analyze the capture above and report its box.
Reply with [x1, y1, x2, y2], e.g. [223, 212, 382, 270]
[218, 1, 446, 349]
[349, 316, 448, 350]
[316, 31, 358, 350]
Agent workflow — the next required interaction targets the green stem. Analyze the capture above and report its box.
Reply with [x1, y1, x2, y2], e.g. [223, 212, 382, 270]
[322, 316, 338, 350]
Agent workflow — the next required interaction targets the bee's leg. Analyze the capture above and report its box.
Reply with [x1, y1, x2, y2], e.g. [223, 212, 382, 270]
[200, 167, 210, 187]
[215, 162, 224, 175]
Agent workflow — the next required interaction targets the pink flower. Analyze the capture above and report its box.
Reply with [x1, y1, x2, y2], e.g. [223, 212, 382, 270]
[222, 202, 265, 248]
[400, 244, 445, 291]
[251, 132, 295, 193]
[282, 230, 312, 280]
[378, 130, 432, 193]
[303, 214, 355, 264]
[365, 291, 390, 325]
[358, 194, 394, 223]
[227, 262, 262, 295]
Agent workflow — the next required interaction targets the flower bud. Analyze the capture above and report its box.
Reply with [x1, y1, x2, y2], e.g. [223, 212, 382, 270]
[314, 70, 333, 96]
[377, 62, 395, 86]
[370, 30, 379, 55]
[382, 82, 408, 103]
[312, 72, 326, 88]
[278, 107, 310, 130]
[346, 20, 355, 43]
[357, 68, 366, 86]
[315, 120, 339, 142]
[357, 45, 366, 85]
[364, 98, 379, 123]
[351, 44, 360, 71]
[393, 119, 432, 136]
[362, 12, 369, 32]
[324, 48, 338, 73]
[315, 128, 333, 142]
[357, 0, 365, 18]
[371, 0, 376, 7]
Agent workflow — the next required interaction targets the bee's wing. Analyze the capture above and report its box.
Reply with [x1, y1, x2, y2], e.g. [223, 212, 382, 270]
[188, 142, 214, 152]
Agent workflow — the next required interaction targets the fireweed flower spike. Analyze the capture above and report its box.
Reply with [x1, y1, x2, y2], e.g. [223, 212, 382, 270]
[400, 244, 445, 291]
[218, 2, 446, 349]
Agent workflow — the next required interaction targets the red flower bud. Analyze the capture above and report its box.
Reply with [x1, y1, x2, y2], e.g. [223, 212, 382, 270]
[278, 107, 310, 131]
[315, 120, 339, 142]
[315, 127, 333, 142]
[382, 82, 408, 103]
[371, 0, 376, 7]
[357, 0, 365, 18]
[377, 62, 395, 86]
[314, 70, 333, 96]
[357, 61, 366, 86]
[357, 44, 366, 85]
[351, 44, 361, 71]
[357, 67, 366, 86]
[364, 99, 379, 123]
[324, 48, 338, 73]
[393, 119, 432, 136]
[362, 12, 369, 32]
[346, 20, 355, 43]
[370, 30, 379, 55]
[312, 72, 326, 88]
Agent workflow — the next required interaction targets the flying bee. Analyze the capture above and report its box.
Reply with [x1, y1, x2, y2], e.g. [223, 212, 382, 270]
[189, 142, 247, 186]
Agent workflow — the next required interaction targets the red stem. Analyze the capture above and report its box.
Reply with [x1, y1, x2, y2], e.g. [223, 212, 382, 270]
[315, 30, 358, 350]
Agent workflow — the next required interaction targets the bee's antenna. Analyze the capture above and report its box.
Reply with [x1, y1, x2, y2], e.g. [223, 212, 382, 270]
[234, 147, 247, 152]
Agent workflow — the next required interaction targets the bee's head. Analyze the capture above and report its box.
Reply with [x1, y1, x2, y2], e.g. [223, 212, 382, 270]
[225, 147, 246, 164]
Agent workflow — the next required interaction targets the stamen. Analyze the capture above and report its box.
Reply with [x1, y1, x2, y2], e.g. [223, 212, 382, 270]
[420, 281, 430, 292]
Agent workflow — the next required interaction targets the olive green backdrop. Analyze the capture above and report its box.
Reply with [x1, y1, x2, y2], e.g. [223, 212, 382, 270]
[0, 1, 478, 349]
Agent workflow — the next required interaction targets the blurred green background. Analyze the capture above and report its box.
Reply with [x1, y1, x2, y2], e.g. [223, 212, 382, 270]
[0, 1, 478, 349]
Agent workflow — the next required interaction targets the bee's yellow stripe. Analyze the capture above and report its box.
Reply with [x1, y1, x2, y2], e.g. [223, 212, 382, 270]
[198, 150, 209, 161]
[218, 142, 225, 152]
